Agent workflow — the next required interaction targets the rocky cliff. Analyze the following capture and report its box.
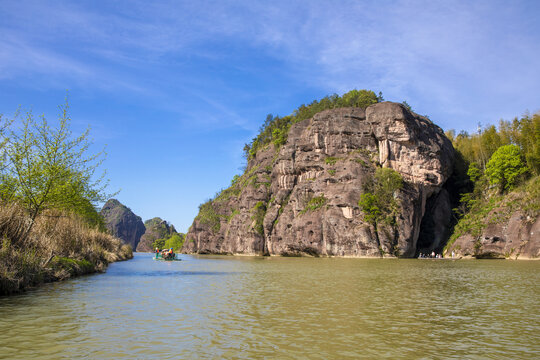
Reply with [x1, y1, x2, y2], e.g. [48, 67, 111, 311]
[136, 217, 177, 252]
[100, 199, 146, 250]
[182, 102, 456, 257]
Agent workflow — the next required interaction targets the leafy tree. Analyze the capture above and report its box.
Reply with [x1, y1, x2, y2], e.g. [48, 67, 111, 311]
[153, 238, 166, 250]
[153, 233, 186, 251]
[485, 145, 528, 192]
[358, 193, 380, 224]
[340, 89, 378, 108]
[372, 167, 403, 210]
[0, 99, 114, 230]
[467, 162, 482, 182]
[359, 167, 403, 255]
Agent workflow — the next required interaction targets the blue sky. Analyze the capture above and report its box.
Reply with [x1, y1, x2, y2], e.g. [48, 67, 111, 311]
[1, 0, 539, 232]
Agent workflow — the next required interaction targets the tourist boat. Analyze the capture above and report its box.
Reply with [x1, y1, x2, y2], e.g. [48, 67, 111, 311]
[154, 252, 181, 261]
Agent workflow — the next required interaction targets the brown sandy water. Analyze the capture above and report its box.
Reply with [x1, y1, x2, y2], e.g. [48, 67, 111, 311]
[0, 253, 538, 359]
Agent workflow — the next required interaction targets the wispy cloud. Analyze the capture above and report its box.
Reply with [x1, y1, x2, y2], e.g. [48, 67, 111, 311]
[1, 0, 539, 131]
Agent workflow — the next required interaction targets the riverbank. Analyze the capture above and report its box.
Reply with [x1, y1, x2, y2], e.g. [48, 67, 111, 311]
[0, 202, 132, 295]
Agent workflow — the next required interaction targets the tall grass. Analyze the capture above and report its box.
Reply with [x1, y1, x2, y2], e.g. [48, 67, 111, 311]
[0, 202, 132, 295]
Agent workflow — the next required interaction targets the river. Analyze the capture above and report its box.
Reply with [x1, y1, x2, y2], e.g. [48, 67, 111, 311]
[0, 253, 538, 359]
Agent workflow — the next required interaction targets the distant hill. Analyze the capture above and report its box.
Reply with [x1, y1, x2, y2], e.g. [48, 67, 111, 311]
[100, 199, 146, 250]
[136, 217, 177, 252]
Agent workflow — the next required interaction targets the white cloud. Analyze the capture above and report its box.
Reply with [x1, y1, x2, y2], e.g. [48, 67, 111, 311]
[1, 0, 539, 130]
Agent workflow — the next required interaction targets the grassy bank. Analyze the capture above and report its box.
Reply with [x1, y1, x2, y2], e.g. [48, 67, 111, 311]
[0, 202, 132, 295]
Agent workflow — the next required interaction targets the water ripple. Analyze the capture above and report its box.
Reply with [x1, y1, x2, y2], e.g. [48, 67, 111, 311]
[0, 254, 538, 359]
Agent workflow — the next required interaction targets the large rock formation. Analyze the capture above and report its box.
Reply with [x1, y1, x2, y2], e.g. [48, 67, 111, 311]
[136, 217, 177, 252]
[182, 102, 455, 257]
[100, 199, 146, 250]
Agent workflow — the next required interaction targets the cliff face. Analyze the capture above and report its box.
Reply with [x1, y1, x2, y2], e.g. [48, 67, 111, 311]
[136, 217, 177, 252]
[100, 199, 146, 250]
[182, 102, 455, 257]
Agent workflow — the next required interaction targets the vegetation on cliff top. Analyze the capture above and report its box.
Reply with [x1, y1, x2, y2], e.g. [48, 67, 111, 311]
[0, 99, 129, 294]
[243, 89, 382, 160]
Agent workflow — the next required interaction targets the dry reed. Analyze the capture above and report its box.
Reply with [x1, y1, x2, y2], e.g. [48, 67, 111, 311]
[0, 202, 132, 295]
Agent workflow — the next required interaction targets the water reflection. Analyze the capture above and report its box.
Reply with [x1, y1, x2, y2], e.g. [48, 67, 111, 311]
[0, 253, 538, 359]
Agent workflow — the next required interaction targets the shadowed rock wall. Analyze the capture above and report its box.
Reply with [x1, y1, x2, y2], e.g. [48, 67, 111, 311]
[100, 199, 146, 250]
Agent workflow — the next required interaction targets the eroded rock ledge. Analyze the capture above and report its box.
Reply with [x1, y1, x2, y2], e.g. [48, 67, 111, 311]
[182, 102, 455, 257]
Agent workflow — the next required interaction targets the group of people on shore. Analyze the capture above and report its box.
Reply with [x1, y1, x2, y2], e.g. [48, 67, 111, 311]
[418, 250, 456, 259]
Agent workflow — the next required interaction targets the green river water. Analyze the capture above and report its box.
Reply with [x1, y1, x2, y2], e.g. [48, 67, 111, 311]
[0, 253, 538, 359]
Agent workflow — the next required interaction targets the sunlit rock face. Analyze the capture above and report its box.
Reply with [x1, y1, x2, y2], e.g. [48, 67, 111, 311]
[100, 199, 145, 250]
[182, 102, 455, 257]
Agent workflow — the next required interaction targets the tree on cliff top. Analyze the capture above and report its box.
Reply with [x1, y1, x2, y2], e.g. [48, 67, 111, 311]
[0, 98, 115, 230]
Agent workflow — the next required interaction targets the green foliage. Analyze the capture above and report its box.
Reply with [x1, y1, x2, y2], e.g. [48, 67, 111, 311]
[446, 176, 540, 255]
[153, 238, 166, 250]
[485, 145, 528, 193]
[244, 89, 380, 159]
[152, 228, 185, 251]
[467, 162, 482, 182]
[359, 168, 403, 225]
[231, 174, 240, 186]
[163, 233, 185, 251]
[300, 195, 327, 214]
[325, 157, 340, 165]
[51, 256, 95, 275]
[327, 169, 336, 176]
[448, 112, 540, 175]
[251, 201, 267, 235]
[196, 201, 221, 232]
[358, 193, 380, 225]
[227, 209, 240, 222]
[0, 98, 114, 228]
[401, 101, 412, 111]
[446, 112, 538, 253]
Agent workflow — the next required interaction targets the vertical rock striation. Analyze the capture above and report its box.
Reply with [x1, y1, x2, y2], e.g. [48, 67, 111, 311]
[182, 102, 455, 257]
